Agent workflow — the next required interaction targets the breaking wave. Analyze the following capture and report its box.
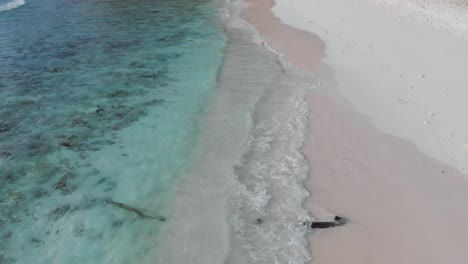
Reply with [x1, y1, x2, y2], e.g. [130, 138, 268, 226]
[0, 0, 25, 12]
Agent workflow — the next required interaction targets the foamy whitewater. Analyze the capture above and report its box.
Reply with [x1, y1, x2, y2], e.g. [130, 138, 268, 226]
[224, 2, 318, 263]
[0, 0, 24, 12]
[229, 69, 314, 264]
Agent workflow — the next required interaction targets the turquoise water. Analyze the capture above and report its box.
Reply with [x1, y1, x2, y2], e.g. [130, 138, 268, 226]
[0, 0, 225, 263]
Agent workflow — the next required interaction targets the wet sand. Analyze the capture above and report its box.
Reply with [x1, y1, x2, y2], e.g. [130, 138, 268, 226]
[242, 0, 468, 263]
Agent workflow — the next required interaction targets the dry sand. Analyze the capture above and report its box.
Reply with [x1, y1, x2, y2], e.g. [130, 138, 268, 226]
[242, 0, 468, 263]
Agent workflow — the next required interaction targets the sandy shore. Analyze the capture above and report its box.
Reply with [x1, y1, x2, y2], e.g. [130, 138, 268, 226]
[242, 0, 468, 263]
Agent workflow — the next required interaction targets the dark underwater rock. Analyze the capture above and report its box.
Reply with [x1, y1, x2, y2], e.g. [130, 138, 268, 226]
[107, 89, 130, 98]
[31, 187, 50, 199]
[95, 107, 104, 114]
[3, 232, 12, 239]
[0, 151, 13, 160]
[129, 61, 145, 68]
[142, 99, 165, 107]
[52, 172, 76, 194]
[31, 237, 41, 244]
[25, 137, 52, 156]
[73, 198, 100, 211]
[104, 40, 141, 52]
[112, 219, 124, 227]
[53, 174, 69, 190]
[0, 253, 16, 264]
[97, 177, 106, 184]
[104, 197, 166, 221]
[49, 204, 71, 221]
[73, 223, 86, 237]
[16, 98, 38, 106]
[59, 136, 78, 148]
[0, 122, 13, 133]
[54, 50, 76, 59]
[49, 66, 69, 73]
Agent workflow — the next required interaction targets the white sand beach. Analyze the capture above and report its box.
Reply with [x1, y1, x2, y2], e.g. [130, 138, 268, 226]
[242, 0, 468, 263]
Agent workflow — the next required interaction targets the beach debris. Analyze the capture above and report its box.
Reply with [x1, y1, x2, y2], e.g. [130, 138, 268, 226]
[305, 215, 348, 229]
[104, 197, 166, 221]
[256, 218, 264, 225]
[464, 144, 468, 151]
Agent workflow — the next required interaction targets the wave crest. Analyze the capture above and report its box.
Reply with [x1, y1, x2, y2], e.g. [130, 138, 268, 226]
[0, 0, 25, 12]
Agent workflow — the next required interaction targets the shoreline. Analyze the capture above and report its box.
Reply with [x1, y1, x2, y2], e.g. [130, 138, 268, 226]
[241, 0, 468, 263]
[150, 2, 313, 262]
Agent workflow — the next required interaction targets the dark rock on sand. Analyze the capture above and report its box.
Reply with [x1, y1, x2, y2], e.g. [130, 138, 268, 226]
[307, 215, 348, 229]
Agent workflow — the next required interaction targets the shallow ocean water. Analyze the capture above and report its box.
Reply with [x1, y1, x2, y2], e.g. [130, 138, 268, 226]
[0, 0, 225, 263]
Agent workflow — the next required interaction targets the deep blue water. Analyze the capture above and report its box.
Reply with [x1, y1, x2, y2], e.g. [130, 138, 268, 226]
[0, 0, 225, 262]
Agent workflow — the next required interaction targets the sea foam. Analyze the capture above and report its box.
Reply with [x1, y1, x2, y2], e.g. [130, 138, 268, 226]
[220, 0, 319, 262]
[0, 0, 25, 12]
